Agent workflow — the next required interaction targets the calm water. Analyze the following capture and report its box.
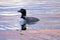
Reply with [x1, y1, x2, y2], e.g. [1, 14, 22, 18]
[0, 0, 60, 30]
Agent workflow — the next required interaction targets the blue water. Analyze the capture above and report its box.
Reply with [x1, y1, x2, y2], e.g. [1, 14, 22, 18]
[0, 0, 60, 30]
[0, 0, 60, 14]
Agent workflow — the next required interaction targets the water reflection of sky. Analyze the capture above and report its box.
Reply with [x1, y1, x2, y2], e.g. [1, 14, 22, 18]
[0, 0, 60, 14]
[0, 0, 60, 30]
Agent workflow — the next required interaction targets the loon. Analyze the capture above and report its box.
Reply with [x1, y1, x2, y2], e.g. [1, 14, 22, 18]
[18, 8, 39, 30]
[18, 8, 27, 30]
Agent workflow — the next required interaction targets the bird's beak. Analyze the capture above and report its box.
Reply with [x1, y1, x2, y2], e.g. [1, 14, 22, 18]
[18, 10, 21, 12]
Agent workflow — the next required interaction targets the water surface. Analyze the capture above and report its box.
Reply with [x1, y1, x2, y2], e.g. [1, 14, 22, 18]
[0, 0, 60, 30]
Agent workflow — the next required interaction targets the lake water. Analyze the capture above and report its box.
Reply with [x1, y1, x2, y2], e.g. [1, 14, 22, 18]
[0, 0, 60, 30]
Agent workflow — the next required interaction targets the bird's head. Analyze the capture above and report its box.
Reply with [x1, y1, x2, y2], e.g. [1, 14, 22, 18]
[18, 8, 26, 19]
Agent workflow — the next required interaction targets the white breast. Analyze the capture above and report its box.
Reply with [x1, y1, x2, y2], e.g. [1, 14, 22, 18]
[19, 18, 26, 25]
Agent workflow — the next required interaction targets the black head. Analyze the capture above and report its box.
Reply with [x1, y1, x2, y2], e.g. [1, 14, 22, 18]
[18, 8, 26, 19]
[18, 9, 26, 16]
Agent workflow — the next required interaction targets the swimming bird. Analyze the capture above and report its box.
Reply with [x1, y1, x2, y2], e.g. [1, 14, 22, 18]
[18, 8, 39, 30]
[18, 8, 27, 30]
